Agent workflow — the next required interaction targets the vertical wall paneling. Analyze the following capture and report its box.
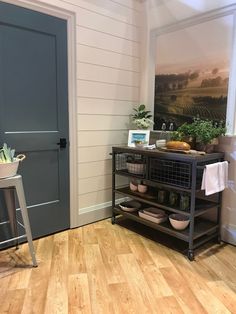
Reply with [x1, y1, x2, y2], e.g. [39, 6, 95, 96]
[73, 0, 141, 225]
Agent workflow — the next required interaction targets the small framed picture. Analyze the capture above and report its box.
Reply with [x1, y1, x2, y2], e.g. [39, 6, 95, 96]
[128, 130, 150, 147]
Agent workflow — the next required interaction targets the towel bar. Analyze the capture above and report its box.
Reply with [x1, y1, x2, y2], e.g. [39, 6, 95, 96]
[197, 160, 229, 170]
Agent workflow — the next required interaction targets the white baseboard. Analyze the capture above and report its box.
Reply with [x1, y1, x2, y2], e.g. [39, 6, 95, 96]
[77, 197, 128, 227]
[221, 224, 236, 245]
[77, 205, 112, 227]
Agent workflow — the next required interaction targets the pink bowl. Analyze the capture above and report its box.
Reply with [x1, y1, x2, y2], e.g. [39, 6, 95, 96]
[130, 181, 138, 191]
[169, 214, 190, 230]
[138, 184, 148, 193]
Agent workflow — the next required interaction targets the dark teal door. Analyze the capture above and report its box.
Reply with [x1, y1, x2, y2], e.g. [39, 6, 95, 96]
[0, 2, 70, 239]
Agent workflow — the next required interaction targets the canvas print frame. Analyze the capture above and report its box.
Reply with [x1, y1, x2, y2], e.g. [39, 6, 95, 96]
[128, 130, 150, 147]
[149, 5, 236, 134]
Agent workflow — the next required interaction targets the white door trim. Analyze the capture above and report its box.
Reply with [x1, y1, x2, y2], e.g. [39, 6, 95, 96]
[0, 0, 78, 228]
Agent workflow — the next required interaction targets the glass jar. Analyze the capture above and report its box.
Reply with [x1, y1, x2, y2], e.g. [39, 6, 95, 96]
[180, 194, 190, 211]
[158, 190, 167, 204]
[169, 191, 178, 207]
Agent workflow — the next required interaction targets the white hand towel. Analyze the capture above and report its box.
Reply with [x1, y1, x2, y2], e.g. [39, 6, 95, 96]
[201, 161, 229, 195]
[201, 162, 220, 195]
[218, 161, 228, 191]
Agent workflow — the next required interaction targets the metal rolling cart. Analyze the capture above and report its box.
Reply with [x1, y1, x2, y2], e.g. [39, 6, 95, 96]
[111, 146, 224, 261]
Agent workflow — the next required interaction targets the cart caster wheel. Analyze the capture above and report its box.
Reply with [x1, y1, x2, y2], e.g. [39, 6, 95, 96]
[188, 250, 194, 261]
[111, 216, 116, 225]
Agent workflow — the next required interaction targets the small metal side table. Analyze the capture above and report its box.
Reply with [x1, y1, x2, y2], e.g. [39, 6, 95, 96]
[0, 175, 37, 267]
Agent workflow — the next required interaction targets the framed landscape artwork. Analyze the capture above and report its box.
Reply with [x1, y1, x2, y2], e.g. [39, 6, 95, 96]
[128, 130, 150, 147]
[154, 15, 234, 130]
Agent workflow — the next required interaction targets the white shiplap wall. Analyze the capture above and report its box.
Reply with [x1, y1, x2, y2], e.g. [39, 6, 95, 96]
[13, 0, 141, 224]
[72, 0, 141, 217]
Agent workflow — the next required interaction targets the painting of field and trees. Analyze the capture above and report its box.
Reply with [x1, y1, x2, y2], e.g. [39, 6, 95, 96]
[154, 15, 233, 130]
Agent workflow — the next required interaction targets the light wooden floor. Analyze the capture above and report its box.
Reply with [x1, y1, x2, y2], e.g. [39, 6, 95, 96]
[0, 218, 236, 314]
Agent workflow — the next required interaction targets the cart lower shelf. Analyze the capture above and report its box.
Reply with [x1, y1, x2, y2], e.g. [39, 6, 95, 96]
[113, 207, 218, 244]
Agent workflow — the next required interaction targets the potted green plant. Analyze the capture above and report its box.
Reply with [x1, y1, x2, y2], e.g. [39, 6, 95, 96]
[170, 118, 226, 152]
[0, 143, 25, 178]
[171, 122, 196, 148]
[131, 104, 154, 129]
[193, 118, 226, 152]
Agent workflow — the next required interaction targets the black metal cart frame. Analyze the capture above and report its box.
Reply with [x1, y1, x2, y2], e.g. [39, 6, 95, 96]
[111, 146, 224, 261]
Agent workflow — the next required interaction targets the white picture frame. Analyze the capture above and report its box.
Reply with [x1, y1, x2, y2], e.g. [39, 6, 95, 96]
[128, 130, 150, 147]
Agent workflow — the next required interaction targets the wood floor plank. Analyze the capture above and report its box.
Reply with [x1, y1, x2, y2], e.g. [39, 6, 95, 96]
[68, 273, 92, 314]
[21, 236, 54, 314]
[109, 282, 140, 314]
[7, 267, 31, 290]
[44, 232, 69, 314]
[84, 243, 115, 313]
[207, 280, 236, 313]
[173, 258, 231, 314]
[118, 253, 158, 313]
[140, 237, 174, 268]
[68, 229, 87, 275]
[214, 244, 236, 272]
[82, 224, 98, 245]
[128, 233, 155, 267]
[96, 228, 126, 284]
[128, 235, 173, 297]
[110, 225, 132, 255]
[0, 219, 236, 314]
[160, 266, 208, 313]
[201, 254, 236, 293]
[1, 289, 26, 314]
[156, 296, 185, 314]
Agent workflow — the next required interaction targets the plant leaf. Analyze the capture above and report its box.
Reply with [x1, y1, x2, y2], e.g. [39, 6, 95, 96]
[139, 104, 145, 111]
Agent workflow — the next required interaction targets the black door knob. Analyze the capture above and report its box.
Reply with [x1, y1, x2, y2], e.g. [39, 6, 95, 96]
[57, 138, 67, 148]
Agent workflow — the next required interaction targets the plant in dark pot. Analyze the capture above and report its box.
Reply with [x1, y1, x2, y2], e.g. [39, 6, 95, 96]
[171, 118, 226, 153]
[192, 118, 226, 153]
[171, 122, 196, 149]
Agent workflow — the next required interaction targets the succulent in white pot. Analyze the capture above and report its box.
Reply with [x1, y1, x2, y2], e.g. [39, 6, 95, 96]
[0, 143, 25, 178]
[131, 104, 154, 129]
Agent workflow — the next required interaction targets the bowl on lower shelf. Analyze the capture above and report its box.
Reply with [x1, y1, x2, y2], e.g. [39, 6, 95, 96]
[119, 200, 141, 212]
[130, 180, 138, 192]
[169, 213, 190, 230]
